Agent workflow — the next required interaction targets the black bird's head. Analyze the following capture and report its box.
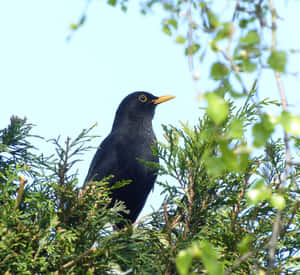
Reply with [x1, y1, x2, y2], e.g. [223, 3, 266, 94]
[112, 91, 175, 131]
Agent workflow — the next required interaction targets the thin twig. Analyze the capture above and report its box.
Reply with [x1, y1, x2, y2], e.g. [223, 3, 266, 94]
[133, 213, 151, 227]
[275, 71, 291, 168]
[280, 200, 300, 238]
[267, 2, 289, 273]
[232, 0, 240, 22]
[59, 246, 97, 271]
[163, 204, 175, 275]
[267, 211, 281, 274]
[184, 170, 194, 239]
[186, 0, 201, 95]
[225, 248, 260, 275]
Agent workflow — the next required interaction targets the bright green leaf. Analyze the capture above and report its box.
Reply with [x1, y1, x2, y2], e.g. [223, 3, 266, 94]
[219, 141, 239, 171]
[240, 31, 260, 45]
[69, 16, 86, 31]
[238, 235, 253, 254]
[279, 111, 300, 136]
[215, 23, 231, 40]
[168, 18, 178, 29]
[175, 35, 186, 44]
[230, 118, 244, 138]
[205, 93, 229, 124]
[207, 9, 220, 29]
[205, 156, 226, 176]
[176, 250, 193, 275]
[163, 25, 172, 36]
[247, 180, 271, 205]
[241, 59, 257, 73]
[271, 193, 286, 210]
[252, 114, 275, 147]
[108, 0, 117, 6]
[70, 23, 79, 31]
[200, 241, 224, 275]
[185, 43, 200, 55]
[210, 62, 229, 80]
[267, 51, 287, 73]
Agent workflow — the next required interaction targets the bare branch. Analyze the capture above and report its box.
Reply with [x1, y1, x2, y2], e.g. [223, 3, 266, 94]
[267, 211, 281, 274]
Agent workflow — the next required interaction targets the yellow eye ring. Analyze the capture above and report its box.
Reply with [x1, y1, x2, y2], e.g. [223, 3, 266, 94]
[138, 94, 148, 103]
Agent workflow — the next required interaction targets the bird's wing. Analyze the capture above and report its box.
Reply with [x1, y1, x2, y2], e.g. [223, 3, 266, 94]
[84, 135, 119, 185]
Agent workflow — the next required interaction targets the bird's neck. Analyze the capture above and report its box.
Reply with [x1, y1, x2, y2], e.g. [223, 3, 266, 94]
[112, 116, 154, 136]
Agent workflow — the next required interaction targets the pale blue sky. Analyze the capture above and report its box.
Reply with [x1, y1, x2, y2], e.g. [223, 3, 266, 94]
[1, 0, 299, 218]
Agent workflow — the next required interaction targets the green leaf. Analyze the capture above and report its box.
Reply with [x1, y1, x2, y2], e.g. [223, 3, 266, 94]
[108, 0, 117, 6]
[205, 156, 226, 176]
[210, 62, 229, 80]
[240, 31, 260, 45]
[175, 35, 186, 44]
[241, 59, 257, 73]
[279, 111, 300, 136]
[238, 235, 253, 254]
[270, 193, 286, 210]
[247, 179, 271, 205]
[176, 249, 193, 275]
[163, 25, 172, 36]
[239, 19, 249, 29]
[168, 18, 178, 29]
[205, 93, 229, 124]
[215, 23, 231, 40]
[230, 118, 244, 138]
[69, 16, 86, 31]
[267, 51, 287, 72]
[185, 43, 200, 55]
[200, 241, 224, 275]
[70, 23, 78, 31]
[207, 9, 220, 29]
[252, 114, 274, 147]
[220, 141, 239, 171]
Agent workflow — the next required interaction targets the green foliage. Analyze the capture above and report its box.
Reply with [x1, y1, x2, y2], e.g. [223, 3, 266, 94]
[0, 117, 143, 273]
[210, 62, 229, 80]
[175, 35, 186, 44]
[185, 43, 201, 56]
[252, 114, 275, 147]
[240, 31, 260, 45]
[267, 51, 287, 73]
[205, 92, 229, 124]
[3, 0, 300, 274]
[1, 96, 300, 274]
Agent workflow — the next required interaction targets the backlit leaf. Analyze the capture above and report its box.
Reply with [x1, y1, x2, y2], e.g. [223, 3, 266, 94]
[205, 93, 229, 124]
[210, 62, 229, 80]
[200, 241, 224, 275]
[176, 250, 192, 275]
[252, 114, 274, 147]
[279, 111, 300, 136]
[240, 31, 260, 45]
[267, 51, 287, 73]
[185, 43, 200, 55]
[175, 35, 186, 44]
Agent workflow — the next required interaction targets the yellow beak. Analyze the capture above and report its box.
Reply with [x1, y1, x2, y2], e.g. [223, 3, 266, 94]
[152, 95, 175, 105]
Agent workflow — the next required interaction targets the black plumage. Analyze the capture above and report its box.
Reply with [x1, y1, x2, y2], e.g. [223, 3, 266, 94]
[84, 91, 174, 224]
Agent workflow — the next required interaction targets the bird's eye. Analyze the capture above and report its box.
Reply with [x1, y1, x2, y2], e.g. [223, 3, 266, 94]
[138, 94, 148, 103]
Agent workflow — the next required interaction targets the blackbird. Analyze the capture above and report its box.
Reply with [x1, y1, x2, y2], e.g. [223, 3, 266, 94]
[84, 91, 175, 225]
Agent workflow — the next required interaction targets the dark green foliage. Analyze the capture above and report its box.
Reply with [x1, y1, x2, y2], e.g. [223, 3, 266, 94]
[1, 94, 299, 274]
